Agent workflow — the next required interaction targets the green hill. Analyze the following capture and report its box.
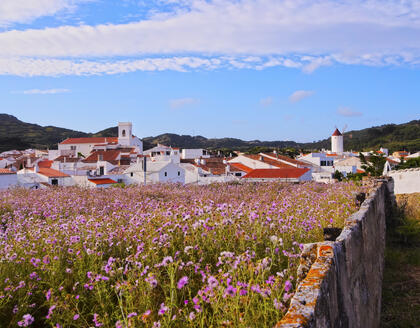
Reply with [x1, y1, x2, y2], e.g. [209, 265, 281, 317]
[0, 113, 418, 153]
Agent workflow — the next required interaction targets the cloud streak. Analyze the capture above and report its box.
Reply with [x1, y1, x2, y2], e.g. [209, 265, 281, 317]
[337, 106, 363, 117]
[289, 90, 315, 103]
[0, 0, 90, 26]
[169, 97, 199, 109]
[0, 0, 420, 76]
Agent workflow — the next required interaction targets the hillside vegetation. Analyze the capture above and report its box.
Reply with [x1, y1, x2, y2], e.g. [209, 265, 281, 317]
[0, 113, 419, 153]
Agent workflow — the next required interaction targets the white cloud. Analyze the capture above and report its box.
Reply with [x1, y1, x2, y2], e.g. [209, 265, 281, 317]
[337, 106, 363, 117]
[169, 97, 199, 109]
[14, 88, 71, 95]
[0, 0, 90, 26]
[0, 0, 420, 75]
[289, 90, 315, 103]
[260, 97, 273, 107]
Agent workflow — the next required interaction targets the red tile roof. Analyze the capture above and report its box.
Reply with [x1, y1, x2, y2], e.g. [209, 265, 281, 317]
[83, 150, 121, 163]
[242, 168, 310, 179]
[60, 137, 118, 145]
[38, 160, 53, 168]
[30, 167, 70, 178]
[88, 178, 117, 185]
[356, 169, 365, 174]
[230, 162, 253, 173]
[0, 169, 15, 174]
[261, 153, 309, 166]
[332, 128, 342, 136]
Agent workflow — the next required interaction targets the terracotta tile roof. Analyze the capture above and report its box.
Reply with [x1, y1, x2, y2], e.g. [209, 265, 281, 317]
[30, 167, 70, 178]
[88, 178, 117, 185]
[356, 169, 365, 174]
[332, 128, 342, 136]
[229, 162, 253, 173]
[261, 153, 308, 166]
[386, 158, 399, 165]
[182, 158, 228, 175]
[242, 168, 310, 179]
[38, 160, 53, 168]
[53, 156, 80, 163]
[60, 137, 118, 145]
[0, 169, 15, 174]
[83, 150, 121, 163]
[326, 153, 338, 157]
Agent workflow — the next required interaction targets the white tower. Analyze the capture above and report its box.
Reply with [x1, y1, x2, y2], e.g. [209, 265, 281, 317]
[331, 128, 344, 154]
[118, 122, 132, 146]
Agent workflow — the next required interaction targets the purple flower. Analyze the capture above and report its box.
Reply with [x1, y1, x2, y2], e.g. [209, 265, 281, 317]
[224, 285, 237, 297]
[46, 305, 56, 319]
[177, 276, 189, 289]
[207, 276, 218, 288]
[158, 303, 168, 316]
[93, 313, 103, 327]
[17, 314, 34, 327]
[73, 314, 80, 320]
[45, 289, 52, 301]
[284, 280, 292, 292]
[127, 312, 137, 319]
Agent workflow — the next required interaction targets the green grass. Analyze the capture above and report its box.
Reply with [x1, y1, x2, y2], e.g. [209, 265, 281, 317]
[380, 194, 420, 328]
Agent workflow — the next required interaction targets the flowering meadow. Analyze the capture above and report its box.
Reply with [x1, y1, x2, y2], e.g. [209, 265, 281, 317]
[0, 182, 364, 327]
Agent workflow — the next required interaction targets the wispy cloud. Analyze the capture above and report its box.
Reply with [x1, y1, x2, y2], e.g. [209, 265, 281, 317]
[0, 0, 90, 26]
[337, 106, 363, 117]
[169, 97, 199, 109]
[0, 0, 420, 76]
[13, 88, 71, 94]
[289, 90, 315, 103]
[260, 97, 273, 107]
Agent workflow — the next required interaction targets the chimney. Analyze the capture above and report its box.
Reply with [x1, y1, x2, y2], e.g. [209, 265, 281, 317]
[34, 164, 39, 173]
[200, 159, 206, 165]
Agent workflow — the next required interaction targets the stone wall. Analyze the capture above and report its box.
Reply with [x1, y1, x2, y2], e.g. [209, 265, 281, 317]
[275, 180, 392, 328]
[387, 168, 420, 194]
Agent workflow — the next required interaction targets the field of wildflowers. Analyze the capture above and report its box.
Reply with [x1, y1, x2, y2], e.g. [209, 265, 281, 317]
[0, 182, 364, 327]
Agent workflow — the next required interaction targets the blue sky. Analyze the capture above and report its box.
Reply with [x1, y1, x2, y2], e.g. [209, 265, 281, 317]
[0, 0, 419, 142]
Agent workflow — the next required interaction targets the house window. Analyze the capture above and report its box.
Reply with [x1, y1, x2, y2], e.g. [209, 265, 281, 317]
[70, 146, 76, 151]
[130, 172, 134, 177]
[235, 172, 242, 177]
[164, 172, 167, 177]
[178, 171, 180, 176]
[320, 161, 326, 166]
[117, 179, 123, 183]
[99, 166, 104, 176]
[51, 179, 58, 186]
[166, 151, 170, 155]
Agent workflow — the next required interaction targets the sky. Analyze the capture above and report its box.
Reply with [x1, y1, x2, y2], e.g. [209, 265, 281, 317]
[0, 0, 419, 143]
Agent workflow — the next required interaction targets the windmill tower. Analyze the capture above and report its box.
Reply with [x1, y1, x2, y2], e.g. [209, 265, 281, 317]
[331, 128, 344, 153]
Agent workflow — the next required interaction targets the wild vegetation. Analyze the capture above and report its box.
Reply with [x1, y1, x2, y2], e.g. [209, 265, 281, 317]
[381, 193, 420, 328]
[0, 182, 364, 327]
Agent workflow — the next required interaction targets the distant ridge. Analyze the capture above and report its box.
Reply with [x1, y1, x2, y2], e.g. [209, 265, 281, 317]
[0, 114, 419, 153]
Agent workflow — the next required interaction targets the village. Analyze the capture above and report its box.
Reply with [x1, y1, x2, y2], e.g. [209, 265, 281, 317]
[0, 122, 417, 190]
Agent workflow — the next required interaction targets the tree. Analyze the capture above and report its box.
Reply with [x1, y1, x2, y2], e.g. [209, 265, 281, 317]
[359, 152, 387, 177]
[397, 157, 420, 170]
[333, 170, 344, 181]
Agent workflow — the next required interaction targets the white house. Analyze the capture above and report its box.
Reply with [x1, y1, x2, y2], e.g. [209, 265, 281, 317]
[181, 149, 210, 160]
[17, 166, 72, 187]
[144, 144, 181, 163]
[58, 122, 143, 157]
[0, 169, 18, 189]
[125, 157, 185, 184]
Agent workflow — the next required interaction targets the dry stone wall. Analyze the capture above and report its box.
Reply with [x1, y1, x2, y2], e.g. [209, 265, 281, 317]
[275, 180, 393, 328]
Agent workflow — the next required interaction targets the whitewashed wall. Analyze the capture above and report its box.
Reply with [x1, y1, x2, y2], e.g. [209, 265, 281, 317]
[388, 168, 420, 194]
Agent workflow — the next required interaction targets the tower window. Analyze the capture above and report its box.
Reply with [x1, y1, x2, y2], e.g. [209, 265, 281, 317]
[122, 130, 126, 137]
[164, 172, 167, 177]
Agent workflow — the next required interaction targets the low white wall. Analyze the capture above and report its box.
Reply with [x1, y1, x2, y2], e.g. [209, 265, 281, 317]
[388, 168, 420, 194]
